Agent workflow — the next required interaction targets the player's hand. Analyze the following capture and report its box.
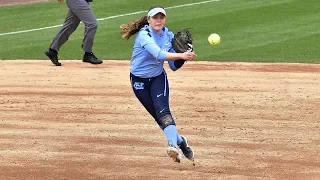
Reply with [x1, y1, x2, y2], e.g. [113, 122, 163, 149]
[58, 0, 64, 3]
[181, 51, 197, 61]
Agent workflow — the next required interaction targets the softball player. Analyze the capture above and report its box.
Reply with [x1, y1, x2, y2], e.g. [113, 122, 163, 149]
[45, 0, 102, 66]
[121, 5, 196, 163]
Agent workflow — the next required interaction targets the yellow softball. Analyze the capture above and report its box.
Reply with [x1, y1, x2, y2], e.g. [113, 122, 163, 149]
[208, 33, 221, 45]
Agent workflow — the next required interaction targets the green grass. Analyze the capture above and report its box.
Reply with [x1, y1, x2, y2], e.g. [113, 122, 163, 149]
[0, 0, 319, 63]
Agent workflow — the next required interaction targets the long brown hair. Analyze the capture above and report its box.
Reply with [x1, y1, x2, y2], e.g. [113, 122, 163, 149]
[120, 5, 165, 40]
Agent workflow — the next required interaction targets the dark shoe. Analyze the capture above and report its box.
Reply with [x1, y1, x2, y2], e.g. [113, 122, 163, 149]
[83, 53, 103, 64]
[178, 136, 194, 161]
[45, 49, 61, 66]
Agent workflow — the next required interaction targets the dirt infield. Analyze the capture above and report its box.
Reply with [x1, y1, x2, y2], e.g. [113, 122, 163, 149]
[0, 60, 319, 180]
[0, 0, 52, 7]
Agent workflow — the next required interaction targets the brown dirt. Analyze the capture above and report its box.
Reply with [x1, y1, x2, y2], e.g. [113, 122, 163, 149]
[0, 0, 52, 7]
[0, 60, 319, 180]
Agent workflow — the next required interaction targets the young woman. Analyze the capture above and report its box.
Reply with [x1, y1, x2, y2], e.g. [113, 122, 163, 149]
[120, 5, 196, 163]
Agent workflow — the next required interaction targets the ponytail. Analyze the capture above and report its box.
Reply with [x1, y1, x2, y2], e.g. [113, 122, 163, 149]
[120, 16, 148, 40]
[120, 5, 165, 40]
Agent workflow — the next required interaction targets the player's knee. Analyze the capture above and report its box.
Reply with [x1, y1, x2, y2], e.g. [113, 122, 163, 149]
[93, 20, 98, 28]
[158, 113, 176, 130]
[85, 20, 98, 29]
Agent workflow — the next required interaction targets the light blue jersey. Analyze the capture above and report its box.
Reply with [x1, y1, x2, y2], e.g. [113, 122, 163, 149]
[130, 25, 178, 78]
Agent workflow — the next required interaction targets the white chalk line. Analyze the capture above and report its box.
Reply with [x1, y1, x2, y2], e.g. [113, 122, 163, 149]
[0, 0, 220, 37]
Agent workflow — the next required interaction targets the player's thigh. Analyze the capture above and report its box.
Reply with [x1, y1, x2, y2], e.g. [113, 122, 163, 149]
[150, 72, 170, 112]
[67, 0, 97, 26]
[130, 75, 157, 119]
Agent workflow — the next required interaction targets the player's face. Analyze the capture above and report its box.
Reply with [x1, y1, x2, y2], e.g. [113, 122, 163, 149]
[148, 13, 166, 34]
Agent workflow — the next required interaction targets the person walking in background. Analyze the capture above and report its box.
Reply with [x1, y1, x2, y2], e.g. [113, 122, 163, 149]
[45, 0, 102, 66]
[120, 5, 196, 164]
